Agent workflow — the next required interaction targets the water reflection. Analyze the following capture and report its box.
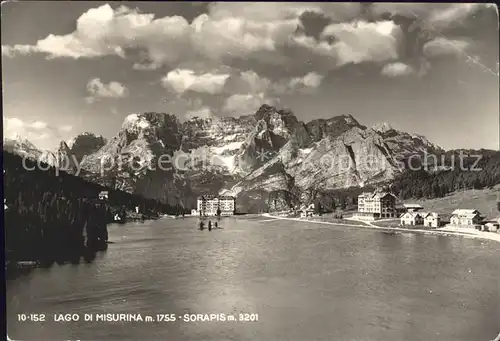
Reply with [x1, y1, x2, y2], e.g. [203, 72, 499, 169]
[6, 217, 500, 341]
[6, 249, 107, 281]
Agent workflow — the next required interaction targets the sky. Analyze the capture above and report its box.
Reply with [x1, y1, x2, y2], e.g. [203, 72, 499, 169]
[2, 2, 499, 151]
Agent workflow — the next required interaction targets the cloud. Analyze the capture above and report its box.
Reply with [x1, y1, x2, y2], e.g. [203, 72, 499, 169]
[288, 71, 324, 88]
[86, 78, 128, 102]
[317, 20, 402, 66]
[381, 62, 416, 77]
[132, 62, 162, 70]
[3, 117, 73, 145]
[370, 3, 491, 30]
[3, 117, 25, 134]
[207, 3, 361, 22]
[162, 69, 230, 95]
[222, 93, 277, 116]
[427, 4, 491, 30]
[2, 4, 191, 62]
[2, 2, 489, 85]
[222, 70, 272, 95]
[220, 69, 325, 99]
[1, 3, 402, 72]
[423, 37, 469, 58]
[189, 14, 300, 63]
[58, 125, 73, 133]
[28, 121, 48, 129]
[2, 44, 37, 57]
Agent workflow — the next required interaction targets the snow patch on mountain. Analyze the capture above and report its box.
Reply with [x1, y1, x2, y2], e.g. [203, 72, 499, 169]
[123, 114, 148, 128]
[3, 135, 42, 159]
[372, 122, 394, 133]
[26, 105, 443, 209]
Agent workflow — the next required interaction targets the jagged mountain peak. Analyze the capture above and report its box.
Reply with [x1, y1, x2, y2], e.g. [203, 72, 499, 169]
[186, 115, 213, 123]
[59, 140, 70, 150]
[4, 134, 37, 148]
[305, 114, 364, 143]
[70, 104, 445, 210]
[122, 112, 179, 131]
[372, 122, 394, 133]
[410, 133, 443, 152]
[3, 135, 42, 158]
[342, 114, 359, 125]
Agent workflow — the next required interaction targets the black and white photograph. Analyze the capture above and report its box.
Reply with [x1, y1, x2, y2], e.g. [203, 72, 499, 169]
[2, 2, 500, 340]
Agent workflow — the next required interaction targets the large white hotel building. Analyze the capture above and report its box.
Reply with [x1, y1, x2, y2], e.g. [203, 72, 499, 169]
[193, 195, 236, 216]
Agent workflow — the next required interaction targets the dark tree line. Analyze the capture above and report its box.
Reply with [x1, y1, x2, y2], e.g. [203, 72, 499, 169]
[307, 151, 500, 211]
[391, 150, 500, 200]
[312, 151, 500, 206]
[311, 186, 375, 213]
[3, 151, 180, 266]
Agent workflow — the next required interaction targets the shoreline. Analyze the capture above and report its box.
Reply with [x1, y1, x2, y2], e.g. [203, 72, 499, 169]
[261, 214, 500, 244]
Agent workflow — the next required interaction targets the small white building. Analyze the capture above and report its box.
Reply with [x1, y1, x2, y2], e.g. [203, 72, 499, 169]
[423, 212, 440, 228]
[98, 191, 109, 200]
[300, 203, 315, 218]
[191, 209, 198, 216]
[482, 221, 500, 232]
[400, 212, 424, 226]
[449, 209, 482, 227]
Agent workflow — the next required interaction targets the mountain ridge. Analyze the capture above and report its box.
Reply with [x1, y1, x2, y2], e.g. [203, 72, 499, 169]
[4, 105, 455, 211]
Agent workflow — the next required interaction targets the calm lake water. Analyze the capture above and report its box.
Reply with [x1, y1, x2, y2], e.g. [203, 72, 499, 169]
[6, 216, 500, 341]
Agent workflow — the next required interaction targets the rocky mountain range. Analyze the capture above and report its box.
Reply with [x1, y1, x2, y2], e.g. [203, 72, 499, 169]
[4, 135, 44, 159]
[4, 105, 445, 212]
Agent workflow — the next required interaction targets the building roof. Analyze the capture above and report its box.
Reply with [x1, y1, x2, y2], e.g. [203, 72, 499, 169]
[452, 213, 481, 219]
[403, 203, 423, 209]
[422, 212, 439, 219]
[199, 194, 216, 200]
[197, 194, 235, 200]
[401, 212, 424, 219]
[451, 209, 480, 216]
[359, 191, 396, 199]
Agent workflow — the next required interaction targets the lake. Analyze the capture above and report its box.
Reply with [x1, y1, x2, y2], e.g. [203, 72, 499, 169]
[6, 216, 500, 341]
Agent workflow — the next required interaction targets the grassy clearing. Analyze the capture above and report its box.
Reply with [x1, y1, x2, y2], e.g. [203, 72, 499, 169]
[410, 185, 500, 218]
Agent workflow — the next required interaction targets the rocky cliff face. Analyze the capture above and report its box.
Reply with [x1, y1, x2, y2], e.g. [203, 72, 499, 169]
[36, 133, 107, 174]
[5, 105, 445, 212]
[68, 133, 107, 163]
[38, 141, 77, 172]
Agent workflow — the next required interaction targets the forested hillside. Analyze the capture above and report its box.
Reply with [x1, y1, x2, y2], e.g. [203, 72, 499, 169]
[391, 149, 500, 200]
[3, 151, 184, 266]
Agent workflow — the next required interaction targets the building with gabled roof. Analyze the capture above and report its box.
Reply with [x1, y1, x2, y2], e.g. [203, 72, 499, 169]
[357, 190, 397, 220]
[400, 212, 424, 226]
[98, 191, 109, 201]
[449, 209, 482, 227]
[451, 209, 480, 216]
[422, 212, 441, 228]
